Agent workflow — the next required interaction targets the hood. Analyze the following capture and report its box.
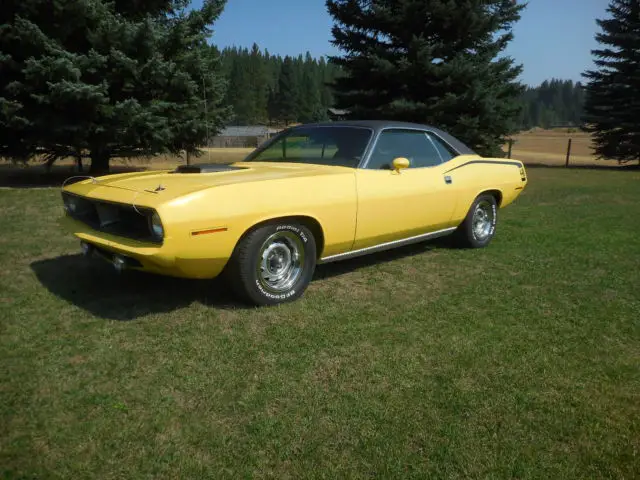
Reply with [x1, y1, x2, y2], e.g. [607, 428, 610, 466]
[64, 162, 350, 207]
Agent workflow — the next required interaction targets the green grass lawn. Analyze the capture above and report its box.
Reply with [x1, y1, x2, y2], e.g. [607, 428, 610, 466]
[1, 167, 639, 479]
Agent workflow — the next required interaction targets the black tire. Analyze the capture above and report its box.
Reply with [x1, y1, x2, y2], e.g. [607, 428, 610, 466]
[453, 194, 498, 248]
[226, 222, 317, 306]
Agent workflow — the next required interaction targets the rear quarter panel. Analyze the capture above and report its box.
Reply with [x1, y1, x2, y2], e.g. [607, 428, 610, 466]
[444, 156, 527, 223]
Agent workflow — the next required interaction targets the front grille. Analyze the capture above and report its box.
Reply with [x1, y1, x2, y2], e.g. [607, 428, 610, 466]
[62, 192, 161, 244]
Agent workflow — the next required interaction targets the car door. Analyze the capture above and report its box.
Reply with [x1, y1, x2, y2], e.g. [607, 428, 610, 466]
[353, 129, 459, 250]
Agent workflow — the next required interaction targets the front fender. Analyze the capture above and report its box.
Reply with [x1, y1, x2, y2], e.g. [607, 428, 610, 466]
[157, 171, 358, 260]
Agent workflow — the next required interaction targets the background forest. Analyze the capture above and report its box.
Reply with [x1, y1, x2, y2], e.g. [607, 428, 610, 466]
[219, 46, 585, 129]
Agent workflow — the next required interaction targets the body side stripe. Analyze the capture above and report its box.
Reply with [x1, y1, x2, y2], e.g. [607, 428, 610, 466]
[444, 160, 523, 173]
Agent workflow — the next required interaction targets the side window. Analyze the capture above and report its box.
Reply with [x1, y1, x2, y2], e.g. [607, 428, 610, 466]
[254, 135, 337, 162]
[427, 133, 457, 162]
[284, 136, 320, 160]
[368, 130, 442, 169]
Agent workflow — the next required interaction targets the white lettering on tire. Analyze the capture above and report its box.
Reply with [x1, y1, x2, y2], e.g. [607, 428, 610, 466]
[255, 279, 296, 300]
[276, 225, 307, 243]
[489, 204, 497, 236]
[253, 223, 309, 300]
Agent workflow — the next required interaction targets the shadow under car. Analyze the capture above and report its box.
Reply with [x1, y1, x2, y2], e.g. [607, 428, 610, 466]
[30, 240, 444, 320]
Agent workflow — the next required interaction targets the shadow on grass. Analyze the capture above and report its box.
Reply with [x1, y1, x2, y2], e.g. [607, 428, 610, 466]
[315, 240, 441, 280]
[30, 240, 446, 320]
[30, 254, 244, 320]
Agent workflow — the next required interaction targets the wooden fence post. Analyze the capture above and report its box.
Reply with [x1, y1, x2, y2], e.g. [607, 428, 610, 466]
[507, 138, 513, 159]
[565, 138, 572, 167]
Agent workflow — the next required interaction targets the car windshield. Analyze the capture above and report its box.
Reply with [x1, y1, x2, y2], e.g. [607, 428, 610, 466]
[244, 126, 373, 168]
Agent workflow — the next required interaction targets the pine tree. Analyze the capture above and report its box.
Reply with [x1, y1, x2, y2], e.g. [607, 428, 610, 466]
[247, 43, 268, 124]
[218, 46, 339, 125]
[225, 49, 255, 124]
[572, 83, 585, 126]
[318, 57, 335, 110]
[326, 0, 526, 156]
[517, 79, 586, 129]
[0, 0, 229, 173]
[273, 56, 301, 125]
[583, 0, 640, 163]
[299, 53, 324, 123]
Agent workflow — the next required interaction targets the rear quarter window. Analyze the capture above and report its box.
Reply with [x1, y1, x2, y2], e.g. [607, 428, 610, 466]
[427, 133, 457, 162]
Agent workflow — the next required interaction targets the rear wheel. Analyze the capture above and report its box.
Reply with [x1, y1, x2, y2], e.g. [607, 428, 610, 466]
[454, 194, 498, 248]
[227, 222, 316, 306]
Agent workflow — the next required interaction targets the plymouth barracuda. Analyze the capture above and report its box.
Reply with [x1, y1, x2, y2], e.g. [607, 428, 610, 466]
[61, 121, 528, 305]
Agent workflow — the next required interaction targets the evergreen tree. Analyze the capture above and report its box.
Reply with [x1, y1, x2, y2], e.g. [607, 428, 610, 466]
[0, 0, 229, 173]
[517, 79, 585, 129]
[572, 84, 585, 126]
[218, 46, 339, 125]
[299, 53, 324, 123]
[318, 57, 335, 109]
[273, 56, 301, 124]
[225, 48, 254, 124]
[247, 43, 269, 123]
[583, 0, 640, 163]
[326, 0, 526, 156]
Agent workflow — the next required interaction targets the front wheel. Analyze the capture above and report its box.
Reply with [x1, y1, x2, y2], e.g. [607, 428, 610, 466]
[453, 194, 498, 248]
[226, 222, 317, 306]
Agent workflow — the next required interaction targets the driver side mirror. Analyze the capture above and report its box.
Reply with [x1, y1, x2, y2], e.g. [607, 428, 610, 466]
[392, 157, 410, 172]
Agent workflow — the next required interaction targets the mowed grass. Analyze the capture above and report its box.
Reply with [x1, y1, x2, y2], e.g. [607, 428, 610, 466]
[1, 167, 639, 478]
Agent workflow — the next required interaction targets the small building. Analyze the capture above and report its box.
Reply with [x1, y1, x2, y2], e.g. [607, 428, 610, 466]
[208, 125, 281, 148]
[328, 108, 350, 121]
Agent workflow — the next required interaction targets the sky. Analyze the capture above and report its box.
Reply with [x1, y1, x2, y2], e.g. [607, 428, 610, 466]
[200, 0, 610, 86]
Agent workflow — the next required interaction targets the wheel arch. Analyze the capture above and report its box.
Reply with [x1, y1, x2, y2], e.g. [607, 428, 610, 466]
[479, 189, 503, 207]
[235, 215, 326, 259]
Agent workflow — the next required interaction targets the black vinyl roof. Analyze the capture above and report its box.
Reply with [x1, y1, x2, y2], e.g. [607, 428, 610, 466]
[289, 120, 476, 156]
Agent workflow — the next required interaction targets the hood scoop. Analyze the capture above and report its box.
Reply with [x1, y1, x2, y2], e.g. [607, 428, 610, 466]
[174, 164, 247, 174]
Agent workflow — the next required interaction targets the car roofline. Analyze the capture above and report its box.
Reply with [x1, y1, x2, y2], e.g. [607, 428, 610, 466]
[287, 121, 477, 157]
[244, 121, 477, 168]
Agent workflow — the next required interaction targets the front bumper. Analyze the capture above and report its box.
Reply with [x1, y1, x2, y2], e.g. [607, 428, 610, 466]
[61, 215, 230, 279]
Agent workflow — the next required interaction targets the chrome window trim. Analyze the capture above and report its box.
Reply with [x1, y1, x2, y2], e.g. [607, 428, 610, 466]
[425, 132, 446, 164]
[319, 227, 457, 264]
[426, 131, 458, 162]
[360, 127, 462, 170]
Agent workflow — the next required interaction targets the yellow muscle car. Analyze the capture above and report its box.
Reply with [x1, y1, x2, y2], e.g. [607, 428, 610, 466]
[61, 121, 527, 305]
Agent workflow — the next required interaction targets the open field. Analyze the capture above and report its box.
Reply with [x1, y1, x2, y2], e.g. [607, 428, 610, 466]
[0, 130, 633, 181]
[507, 129, 602, 167]
[1, 168, 639, 478]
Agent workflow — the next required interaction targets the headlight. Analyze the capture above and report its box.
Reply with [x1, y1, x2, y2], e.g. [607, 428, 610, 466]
[149, 212, 164, 239]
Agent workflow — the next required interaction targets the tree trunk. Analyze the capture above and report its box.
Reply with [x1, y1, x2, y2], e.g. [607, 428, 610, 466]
[89, 150, 110, 175]
[75, 154, 83, 173]
[44, 157, 56, 174]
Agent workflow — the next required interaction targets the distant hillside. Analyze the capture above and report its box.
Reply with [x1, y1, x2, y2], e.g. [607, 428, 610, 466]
[518, 79, 585, 129]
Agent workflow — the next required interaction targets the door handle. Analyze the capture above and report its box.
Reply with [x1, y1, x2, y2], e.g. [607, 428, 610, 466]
[444, 175, 452, 184]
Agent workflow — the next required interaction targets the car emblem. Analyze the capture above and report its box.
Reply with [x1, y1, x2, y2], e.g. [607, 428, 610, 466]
[154, 184, 166, 192]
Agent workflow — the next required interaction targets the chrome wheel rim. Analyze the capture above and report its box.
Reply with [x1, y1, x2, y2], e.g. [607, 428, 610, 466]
[257, 231, 304, 293]
[472, 200, 494, 241]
